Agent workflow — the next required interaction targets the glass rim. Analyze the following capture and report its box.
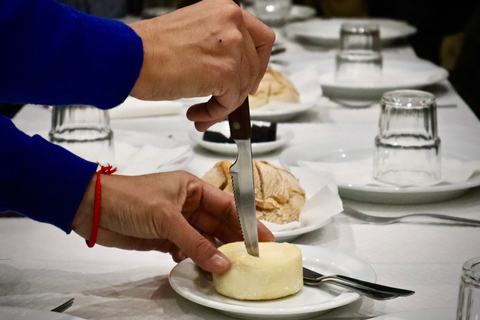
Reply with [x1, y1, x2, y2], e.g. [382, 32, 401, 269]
[462, 256, 480, 283]
[381, 90, 436, 108]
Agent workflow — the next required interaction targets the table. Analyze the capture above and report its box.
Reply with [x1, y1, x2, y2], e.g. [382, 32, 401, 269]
[2, 28, 480, 320]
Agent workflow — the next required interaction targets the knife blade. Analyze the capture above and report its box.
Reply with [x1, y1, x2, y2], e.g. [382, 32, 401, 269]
[228, 98, 259, 257]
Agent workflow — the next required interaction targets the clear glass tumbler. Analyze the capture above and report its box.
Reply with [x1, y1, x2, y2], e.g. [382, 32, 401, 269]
[253, 0, 292, 29]
[335, 23, 383, 84]
[49, 105, 114, 165]
[373, 90, 441, 186]
[457, 256, 480, 320]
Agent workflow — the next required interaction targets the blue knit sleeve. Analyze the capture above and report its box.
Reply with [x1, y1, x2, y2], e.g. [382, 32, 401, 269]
[0, 116, 98, 233]
[0, 0, 144, 109]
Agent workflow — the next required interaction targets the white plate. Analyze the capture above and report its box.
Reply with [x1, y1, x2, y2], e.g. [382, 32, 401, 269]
[0, 306, 85, 320]
[273, 218, 331, 242]
[169, 245, 376, 320]
[250, 102, 317, 122]
[285, 18, 417, 46]
[189, 122, 294, 156]
[314, 58, 448, 107]
[279, 132, 480, 204]
[247, 5, 316, 22]
[370, 308, 455, 320]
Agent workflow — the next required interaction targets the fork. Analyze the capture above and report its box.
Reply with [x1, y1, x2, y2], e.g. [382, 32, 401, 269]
[50, 298, 74, 313]
[343, 205, 480, 226]
[303, 267, 414, 300]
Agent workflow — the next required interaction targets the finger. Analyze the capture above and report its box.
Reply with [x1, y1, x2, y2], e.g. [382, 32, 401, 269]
[186, 98, 227, 128]
[241, 9, 275, 93]
[257, 219, 275, 242]
[168, 214, 232, 273]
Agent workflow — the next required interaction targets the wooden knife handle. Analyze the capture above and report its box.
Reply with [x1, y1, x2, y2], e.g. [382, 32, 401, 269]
[228, 98, 252, 140]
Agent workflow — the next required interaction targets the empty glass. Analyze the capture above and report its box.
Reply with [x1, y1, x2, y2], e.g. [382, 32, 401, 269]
[373, 90, 441, 186]
[335, 23, 383, 84]
[49, 105, 114, 165]
[253, 0, 292, 29]
[457, 256, 480, 320]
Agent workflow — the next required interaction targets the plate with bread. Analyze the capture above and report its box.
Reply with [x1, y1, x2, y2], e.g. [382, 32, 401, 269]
[169, 244, 376, 319]
[248, 67, 321, 122]
[201, 160, 343, 241]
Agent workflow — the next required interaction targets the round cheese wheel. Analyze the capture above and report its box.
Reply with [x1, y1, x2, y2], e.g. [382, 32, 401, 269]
[212, 241, 303, 300]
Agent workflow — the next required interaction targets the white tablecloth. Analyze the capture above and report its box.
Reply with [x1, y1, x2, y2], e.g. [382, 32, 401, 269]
[3, 32, 480, 320]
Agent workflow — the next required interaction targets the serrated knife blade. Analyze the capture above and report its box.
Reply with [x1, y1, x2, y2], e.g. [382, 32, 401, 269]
[228, 98, 259, 257]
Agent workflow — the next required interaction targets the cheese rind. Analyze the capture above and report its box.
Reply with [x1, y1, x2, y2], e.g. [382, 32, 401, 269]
[212, 242, 303, 300]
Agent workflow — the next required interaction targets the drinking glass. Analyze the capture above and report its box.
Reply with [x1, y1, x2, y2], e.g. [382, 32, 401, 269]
[335, 23, 382, 84]
[253, 0, 292, 29]
[373, 90, 441, 186]
[457, 256, 480, 320]
[49, 105, 114, 165]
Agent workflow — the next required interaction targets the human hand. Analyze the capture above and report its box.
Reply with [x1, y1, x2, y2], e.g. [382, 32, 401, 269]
[128, 0, 274, 131]
[72, 171, 274, 273]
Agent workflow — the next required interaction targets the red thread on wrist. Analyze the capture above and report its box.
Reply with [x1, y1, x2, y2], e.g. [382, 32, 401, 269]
[86, 164, 117, 248]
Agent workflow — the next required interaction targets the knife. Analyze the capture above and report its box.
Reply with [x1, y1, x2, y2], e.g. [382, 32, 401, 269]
[228, 98, 259, 257]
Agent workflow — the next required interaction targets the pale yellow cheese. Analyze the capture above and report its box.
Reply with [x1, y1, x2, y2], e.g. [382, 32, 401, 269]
[212, 242, 303, 300]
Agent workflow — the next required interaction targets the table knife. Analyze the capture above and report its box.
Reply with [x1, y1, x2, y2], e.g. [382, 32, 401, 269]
[228, 98, 259, 257]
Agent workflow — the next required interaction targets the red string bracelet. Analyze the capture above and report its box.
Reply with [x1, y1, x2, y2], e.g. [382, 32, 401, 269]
[86, 164, 117, 248]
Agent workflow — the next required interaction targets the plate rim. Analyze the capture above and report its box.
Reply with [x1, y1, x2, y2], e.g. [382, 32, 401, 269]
[279, 135, 480, 196]
[286, 17, 417, 42]
[188, 126, 294, 155]
[169, 245, 376, 318]
[317, 58, 449, 91]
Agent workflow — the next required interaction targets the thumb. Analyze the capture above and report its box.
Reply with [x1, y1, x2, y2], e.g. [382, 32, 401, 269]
[171, 216, 231, 273]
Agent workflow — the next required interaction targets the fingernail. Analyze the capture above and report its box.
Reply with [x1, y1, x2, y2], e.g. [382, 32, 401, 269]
[209, 253, 230, 270]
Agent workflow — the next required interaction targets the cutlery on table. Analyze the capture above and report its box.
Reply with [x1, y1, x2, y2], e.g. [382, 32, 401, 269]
[50, 298, 74, 313]
[343, 205, 480, 226]
[303, 267, 414, 300]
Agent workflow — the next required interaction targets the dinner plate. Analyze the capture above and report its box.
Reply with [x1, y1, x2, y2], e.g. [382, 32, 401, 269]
[250, 102, 317, 122]
[279, 132, 480, 204]
[370, 308, 455, 320]
[314, 58, 448, 107]
[285, 18, 417, 46]
[169, 245, 376, 320]
[272, 218, 331, 242]
[0, 306, 86, 320]
[189, 122, 293, 156]
[247, 5, 316, 22]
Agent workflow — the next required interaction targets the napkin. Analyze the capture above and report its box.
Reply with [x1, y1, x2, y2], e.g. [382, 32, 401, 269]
[114, 141, 190, 176]
[251, 67, 321, 113]
[298, 157, 480, 187]
[109, 96, 182, 119]
[261, 167, 343, 232]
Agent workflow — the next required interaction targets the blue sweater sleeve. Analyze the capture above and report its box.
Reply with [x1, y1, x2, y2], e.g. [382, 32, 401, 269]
[0, 115, 98, 233]
[0, 0, 143, 109]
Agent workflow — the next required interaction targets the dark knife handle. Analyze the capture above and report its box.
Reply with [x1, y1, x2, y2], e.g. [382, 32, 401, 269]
[228, 98, 252, 140]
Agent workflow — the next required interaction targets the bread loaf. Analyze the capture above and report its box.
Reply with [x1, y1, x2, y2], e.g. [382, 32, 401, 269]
[202, 160, 306, 224]
[212, 241, 303, 300]
[249, 68, 300, 109]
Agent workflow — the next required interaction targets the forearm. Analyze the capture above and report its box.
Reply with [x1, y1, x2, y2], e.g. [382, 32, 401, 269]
[0, 0, 143, 109]
[0, 116, 98, 233]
